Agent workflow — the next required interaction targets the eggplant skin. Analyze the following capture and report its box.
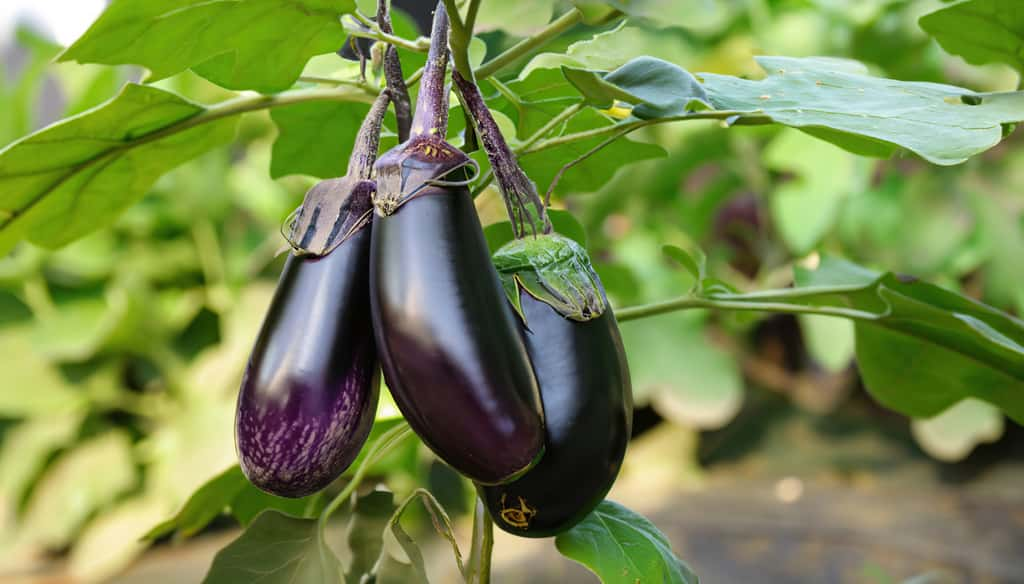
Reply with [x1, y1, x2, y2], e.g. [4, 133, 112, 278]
[236, 227, 379, 498]
[482, 291, 632, 537]
[370, 185, 545, 485]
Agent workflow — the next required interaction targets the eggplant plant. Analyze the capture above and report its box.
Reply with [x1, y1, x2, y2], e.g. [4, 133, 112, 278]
[2, 0, 1024, 582]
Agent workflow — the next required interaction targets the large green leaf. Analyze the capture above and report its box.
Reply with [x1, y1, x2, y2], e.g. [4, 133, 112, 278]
[59, 0, 357, 93]
[780, 258, 1024, 422]
[563, 57, 710, 118]
[555, 500, 698, 584]
[0, 83, 237, 254]
[699, 56, 1024, 165]
[202, 511, 341, 584]
[270, 101, 372, 179]
[143, 466, 248, 541]
[919, 0, 1024, 74]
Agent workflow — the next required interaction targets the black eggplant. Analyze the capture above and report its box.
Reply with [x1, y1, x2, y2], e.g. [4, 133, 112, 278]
[452, 74, 632, 535]
[369, 4, 545, 485]
[235, 92, 391, 498]
[483, 235, 632, 536]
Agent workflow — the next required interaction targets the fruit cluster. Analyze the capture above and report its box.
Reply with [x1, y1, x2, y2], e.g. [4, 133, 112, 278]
[235, 3, 631, 537]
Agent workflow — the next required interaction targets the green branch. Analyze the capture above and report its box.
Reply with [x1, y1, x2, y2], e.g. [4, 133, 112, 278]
[615, 294, 874, 323]
[476, 8, 584, 78]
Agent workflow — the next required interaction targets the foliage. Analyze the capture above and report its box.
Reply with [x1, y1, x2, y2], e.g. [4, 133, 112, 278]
[0, 0, 1022, 582]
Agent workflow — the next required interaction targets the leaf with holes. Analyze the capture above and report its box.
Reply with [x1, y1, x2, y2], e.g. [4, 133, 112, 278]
[699, 56, 1024, 165]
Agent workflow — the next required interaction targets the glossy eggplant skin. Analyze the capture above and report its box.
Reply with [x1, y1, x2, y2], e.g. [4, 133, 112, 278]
[482, 291, 632, 537]
[370, 185, 545, 485]
[236, 225, 379, 498]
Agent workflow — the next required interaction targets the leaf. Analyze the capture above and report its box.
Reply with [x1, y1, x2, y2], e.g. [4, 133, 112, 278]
[270, 101, 372, 179]
[699, 56, 1024, 165]
[202, 511, 341, 584]
[21, 431, 137, 549]
[601, 0, 737, 34]
[143, 466, 247, 541]
[0, 83, 237, 254]
[714, 257, 1024, 422]
[0, 413, 83, 508]
[230, 485, 320, 527]
[555, 500, 698, 584]
[69, 495, 168, 583]
[661, 244, 702, 282]
[474, 0, 556, 36]
[60, 0, 357, 93]
[519, 109, 666, 196]
[375, 489, 462, 584]
[621, 312, 742, 429]
[345, 490, 396, 583]
[0, 325, 85, 416]
[564, 57, 711, 118]
[911, 398, 1004, 462]
[919, 0, 1024, 74]
[763, 129, 865, 254]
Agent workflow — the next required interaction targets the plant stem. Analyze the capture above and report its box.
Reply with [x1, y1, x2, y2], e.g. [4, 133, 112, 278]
[377, 0, 412, 142]
[615, 294, 876, 323]
[442, 0, 475, 81]
[470, 102, 584, 197]
[466, 498, 494, 584]
[411, 2, 451, 137]
[523, 110, 756, 155]
[346, 13, 430, 52]
[318, 422, 414, 537]
[476, 8, 584, 79]
[453, 70, 551, 237]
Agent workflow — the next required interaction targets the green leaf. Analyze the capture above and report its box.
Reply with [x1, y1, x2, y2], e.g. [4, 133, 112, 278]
[0, 83, 237, 254]
[620, 312, 742, 428]
[21, 431, 137, 548]
[202, 511, 341, 584]
[919, 0, 1024, 74]
[0, 413, 83, 508]
[69, 495, 168, 583]
[270, 101, 372, 179]
[910, 398, 1004, 462]
[345, 490, 396, 583]
[0, 325, 85, 416]
[699, 56, 1024, 165]
[555, 500, 698, 584]
[763, 129, 865, 255]
[375, 489, 463, 584]
[661, 244, 702, 282]
[143, 466, 247, 541]
[59, 0, 357, 93]
[474, 0, 556, 36]
[710, 257, 1024, 422]
[230, 485, 320, 527]
[564, 57, 711, 118]
[602, 0, 737, 34]
[519, 109, 666, 195]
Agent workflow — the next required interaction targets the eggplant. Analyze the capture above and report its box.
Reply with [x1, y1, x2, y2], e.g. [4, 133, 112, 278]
[235, 93, 391, 498]
[451, 76, 632, 535]
[481, 235, 633, 536]
[368, 4, 545, 485]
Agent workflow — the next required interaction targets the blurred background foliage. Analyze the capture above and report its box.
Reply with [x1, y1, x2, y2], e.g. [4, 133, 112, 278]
[0, 0, 1021, 582]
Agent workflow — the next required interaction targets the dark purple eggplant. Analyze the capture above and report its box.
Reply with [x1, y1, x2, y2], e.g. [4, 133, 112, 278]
[452, 74, 632, 535]
[235, 92, 392, 498]
[482, 234, 632, 536]
[369, 3, 545, 485]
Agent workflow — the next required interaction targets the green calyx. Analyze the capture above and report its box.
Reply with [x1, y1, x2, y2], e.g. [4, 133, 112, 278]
[492, 233, 607, 322]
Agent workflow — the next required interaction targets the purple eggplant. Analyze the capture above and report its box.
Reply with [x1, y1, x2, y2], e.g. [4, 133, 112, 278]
[452, 75, 632, 535]
[235, 93, 392, 498]
[369, 4, 545, 485]
[482, 235, 632, 536]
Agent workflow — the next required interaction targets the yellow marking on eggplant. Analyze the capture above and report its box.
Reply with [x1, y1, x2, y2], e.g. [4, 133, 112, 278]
[499, 493, 538, 529]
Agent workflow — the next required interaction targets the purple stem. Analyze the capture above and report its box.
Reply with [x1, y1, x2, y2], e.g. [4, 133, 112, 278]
[377, 0, 411, 142]
[411, 2, 450, 139]
[452, 70, 551, 239]
[348, 91, 392, 180]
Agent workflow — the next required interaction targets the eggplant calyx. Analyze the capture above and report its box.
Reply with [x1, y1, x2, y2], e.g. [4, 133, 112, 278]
[372, 134, 476, 216]
[492, 234, 607, 322]
[284, 177, 376, 257]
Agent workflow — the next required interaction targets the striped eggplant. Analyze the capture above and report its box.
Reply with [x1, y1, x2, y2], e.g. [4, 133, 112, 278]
[235, 92, 391, 498]
[369, 3, 545, 485]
